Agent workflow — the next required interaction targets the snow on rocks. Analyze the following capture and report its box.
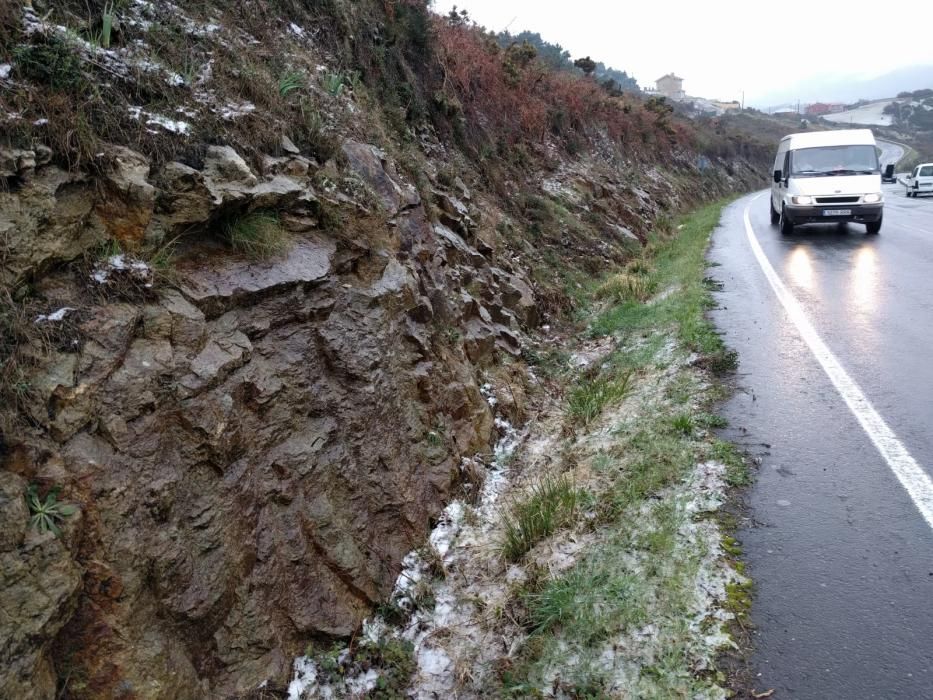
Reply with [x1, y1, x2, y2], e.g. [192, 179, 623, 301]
[287, 384, 526, 699]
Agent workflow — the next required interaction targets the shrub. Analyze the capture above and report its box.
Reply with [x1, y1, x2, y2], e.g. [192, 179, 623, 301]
[12, 38, 86, 91]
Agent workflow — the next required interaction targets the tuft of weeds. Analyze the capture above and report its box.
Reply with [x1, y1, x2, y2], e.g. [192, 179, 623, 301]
[670, 413, 694, 435]
[711, 439, 750, 486]
[595, 272, 656, 303]
[625, 257, 652, 275]
[694, 411, 728, 429]
[278, 69, 306, 97]
[223, 211, 291, 259]
[501, 474, 581, 562]
[322, 71, 346, 97]
[524, 565, 646, 641]
[567, 369, 633, 426]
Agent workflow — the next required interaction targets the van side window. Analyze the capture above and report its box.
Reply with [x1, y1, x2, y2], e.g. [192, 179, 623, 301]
[783, 152, 790, 178]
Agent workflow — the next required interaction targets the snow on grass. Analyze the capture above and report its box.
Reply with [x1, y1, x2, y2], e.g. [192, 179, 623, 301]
[127, 106, 190, 135]
[91, 254, 153, 286]
[35, 307, 76, 324]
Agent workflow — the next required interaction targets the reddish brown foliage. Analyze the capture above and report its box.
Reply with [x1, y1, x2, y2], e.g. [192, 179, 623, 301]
[431, 17, 693, 158]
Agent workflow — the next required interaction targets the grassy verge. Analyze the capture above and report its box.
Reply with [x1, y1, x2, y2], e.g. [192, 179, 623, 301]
[499, 200, 750, 697]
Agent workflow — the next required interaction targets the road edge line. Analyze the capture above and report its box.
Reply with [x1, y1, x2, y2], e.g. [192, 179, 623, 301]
[742, 196, 933, 531]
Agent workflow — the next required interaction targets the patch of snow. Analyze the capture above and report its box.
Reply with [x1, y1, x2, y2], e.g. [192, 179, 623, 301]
[219, 101, 255, 120]
[128, 106, 190, 135]
[33, 118, 49, 126]
[91, 254, 153, 285]
[288, 22, 305, 37]
[0, 64, 10, 80]
[35, 307, 76, 324]
[286, 657, 319, 700]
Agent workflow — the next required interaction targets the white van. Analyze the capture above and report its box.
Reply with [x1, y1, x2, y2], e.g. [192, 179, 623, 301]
[905, 163, 933, 197]
[770, 129, 883, 235]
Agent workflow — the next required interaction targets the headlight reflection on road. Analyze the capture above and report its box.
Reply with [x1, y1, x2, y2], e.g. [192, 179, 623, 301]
[850, 245, 879, 315]
[786, 246, 814, 291]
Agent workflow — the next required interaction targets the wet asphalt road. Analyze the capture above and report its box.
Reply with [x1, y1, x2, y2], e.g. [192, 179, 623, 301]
[709, 172, 933, 698]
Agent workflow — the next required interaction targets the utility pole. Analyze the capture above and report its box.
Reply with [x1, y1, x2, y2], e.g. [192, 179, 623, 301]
[741, 89, 745, 110]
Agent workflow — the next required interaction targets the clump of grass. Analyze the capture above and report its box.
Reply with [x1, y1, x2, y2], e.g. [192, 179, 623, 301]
[278, 69, 306, 97]
[524, 565, 646, 640]
[670, 413, 694, 435]
[595, 272, 656, 304]
[322, 71, 345, 97]
[567, 369, 633, 425]
[501, 474, 581, 561]
[224, 211, 290, 258]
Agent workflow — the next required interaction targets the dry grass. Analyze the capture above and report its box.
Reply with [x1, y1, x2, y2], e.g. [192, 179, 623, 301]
[595, 272, 656, 303]
[224, 211, 291, 258]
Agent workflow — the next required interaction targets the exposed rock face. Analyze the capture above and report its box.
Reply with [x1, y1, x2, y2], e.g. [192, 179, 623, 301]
[0, 141, 533, 698]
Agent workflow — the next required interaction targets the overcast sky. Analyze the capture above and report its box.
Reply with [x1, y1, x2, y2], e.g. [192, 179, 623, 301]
[432, 0, 933, 106]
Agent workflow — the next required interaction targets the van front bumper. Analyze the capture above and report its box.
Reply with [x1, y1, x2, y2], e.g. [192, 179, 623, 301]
[785, 203, 883, 224]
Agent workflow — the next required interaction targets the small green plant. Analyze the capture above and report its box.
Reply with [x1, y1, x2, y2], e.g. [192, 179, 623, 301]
[101, 2, 116, 48]
[501, 474, 580, 561]
[345, 69, 363, 94]
[224, 211, 290, 259]
[279, 69, 306, 97]
[26, 485, 77, 537]
[322, 71, 345, 97]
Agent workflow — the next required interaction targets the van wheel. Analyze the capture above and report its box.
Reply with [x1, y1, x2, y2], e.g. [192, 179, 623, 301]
[866, 218, 882, 235]
[907, 188, 913, 197]
[780, 206, 794, 235]
[770, 200, 780, 225]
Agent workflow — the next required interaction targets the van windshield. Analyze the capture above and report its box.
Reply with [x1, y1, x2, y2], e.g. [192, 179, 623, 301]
[790, 145, 879, 177]
[919, 165, 933, 177]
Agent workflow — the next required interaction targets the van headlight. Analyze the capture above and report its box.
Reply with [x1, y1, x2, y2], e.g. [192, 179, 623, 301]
[863, 193, 882, 203]
[791, 195, 813, 205]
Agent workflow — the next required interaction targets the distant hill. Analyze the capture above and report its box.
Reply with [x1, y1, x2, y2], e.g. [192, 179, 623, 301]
[753, 65, 933, 109]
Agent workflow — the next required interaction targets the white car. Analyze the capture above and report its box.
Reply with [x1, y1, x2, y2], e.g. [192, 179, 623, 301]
[905, 163, 933, 197]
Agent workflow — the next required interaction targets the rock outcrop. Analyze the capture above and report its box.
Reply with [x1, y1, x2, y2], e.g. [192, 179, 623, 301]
[0, 138, 538, 698]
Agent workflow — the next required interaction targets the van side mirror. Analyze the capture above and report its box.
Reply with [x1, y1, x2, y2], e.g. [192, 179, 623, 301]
[773, 169, 782, 183]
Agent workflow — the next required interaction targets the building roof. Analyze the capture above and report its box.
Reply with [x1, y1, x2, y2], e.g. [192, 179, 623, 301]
[656, 73, 683, 82]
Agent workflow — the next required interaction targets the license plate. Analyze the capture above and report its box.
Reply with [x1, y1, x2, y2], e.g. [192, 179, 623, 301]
[823, 209, 851, 216]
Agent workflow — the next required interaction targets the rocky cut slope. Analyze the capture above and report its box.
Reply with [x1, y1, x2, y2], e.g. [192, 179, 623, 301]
[0, 1, 768, 698]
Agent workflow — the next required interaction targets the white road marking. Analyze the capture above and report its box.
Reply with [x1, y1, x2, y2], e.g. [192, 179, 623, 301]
[742, 195, 933, 530]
